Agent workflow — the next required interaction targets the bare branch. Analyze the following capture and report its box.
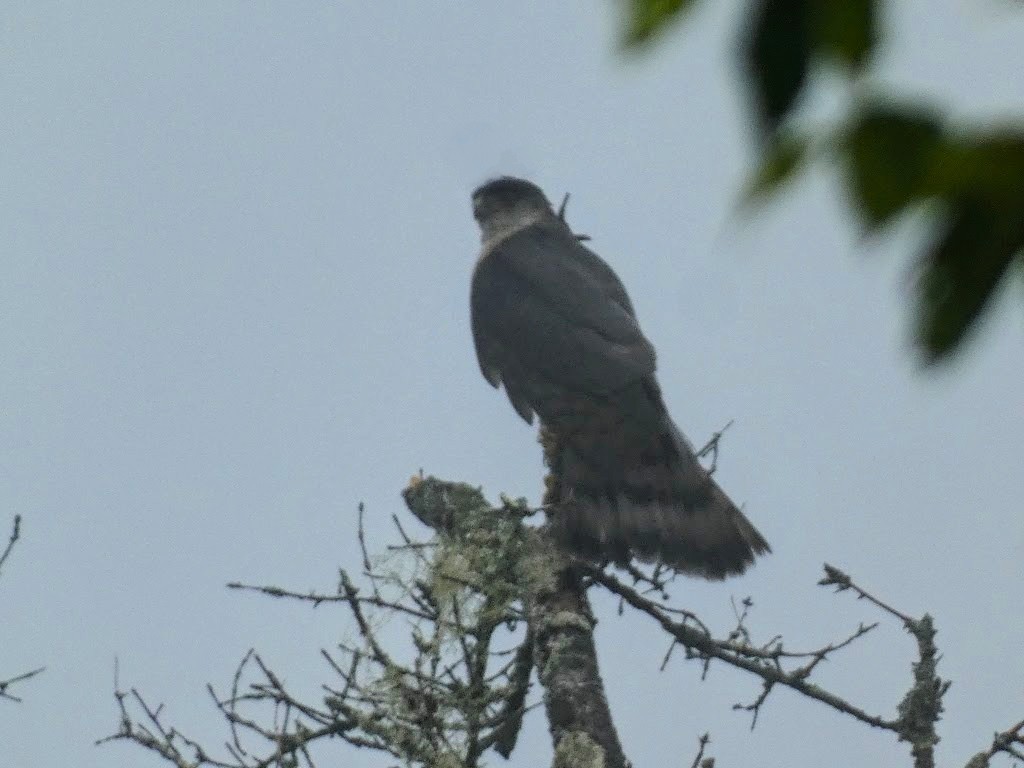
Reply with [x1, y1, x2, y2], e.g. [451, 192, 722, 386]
[688, 732, 713, 768]
[694, 420, 734, 474]
[106, 476, 542, 768]
[357, 502, 372, 573]
[584, 564, 897, 733]
[102, 473, 1018, 768]
[0, 666, 46, 704]
[1, 515, 44, 704]
[557, 192, 592, 242]
[0, 514, 22, 575]
[227, 580, 436, 622]
[819, 563, 915, 625]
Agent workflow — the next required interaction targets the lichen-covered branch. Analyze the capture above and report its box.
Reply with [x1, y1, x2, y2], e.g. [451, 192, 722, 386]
[101, 488, 538, 767]
[585, 556, 989, 768]
[522, 530, 627, 768]
[99, 475, 1022, 768]
[819, 565, 951, 768]
[405, 474, 628, 768]
[964, 718, 1024, 768]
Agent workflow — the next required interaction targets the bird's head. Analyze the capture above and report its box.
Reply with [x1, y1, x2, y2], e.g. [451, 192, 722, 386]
[471, 176, 555, 244]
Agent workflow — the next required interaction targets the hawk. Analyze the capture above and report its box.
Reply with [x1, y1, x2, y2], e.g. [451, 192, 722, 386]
[469, 176, 769, 579]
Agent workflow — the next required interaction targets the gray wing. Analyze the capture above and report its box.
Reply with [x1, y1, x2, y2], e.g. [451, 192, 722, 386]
[470, 223, 656, 423]
[568, 240, 639, 320]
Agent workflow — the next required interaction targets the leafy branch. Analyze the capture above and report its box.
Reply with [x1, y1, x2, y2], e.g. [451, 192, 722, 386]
[623, 0, 1024, 365]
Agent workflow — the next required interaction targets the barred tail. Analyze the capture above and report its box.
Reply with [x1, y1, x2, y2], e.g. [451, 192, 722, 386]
[548, 409, 770, 580]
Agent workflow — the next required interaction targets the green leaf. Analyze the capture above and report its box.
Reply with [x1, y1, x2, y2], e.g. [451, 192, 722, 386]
[847, 120, 1024, 360]
[742, 0, 812, 139]
[741, 130, 809, 204]
[844, 103, 943, 228]
[929, 131, 1024, 199]
[623, 0, 699, 48]
[810, 0, 877, 70]
[916, 195, 1024, 363]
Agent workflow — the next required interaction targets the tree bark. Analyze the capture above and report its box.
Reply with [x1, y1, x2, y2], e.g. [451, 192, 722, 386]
[524, 528, 628, 768]
[402, 474, 629, 768]
[533, 425, 629, 767]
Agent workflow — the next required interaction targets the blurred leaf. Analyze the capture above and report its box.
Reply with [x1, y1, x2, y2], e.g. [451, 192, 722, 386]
[810, 0, 877, 70]
[623, 0, 699, 47]
[916, 195, 1024, 363]
[845, 103, 943, 228]
[929, 130, 1024, 198]
[742, 130, 809, 204]
[743, 0, 811, 139]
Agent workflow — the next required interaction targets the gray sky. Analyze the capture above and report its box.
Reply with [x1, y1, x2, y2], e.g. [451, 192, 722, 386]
[2, 2, 1023, 767]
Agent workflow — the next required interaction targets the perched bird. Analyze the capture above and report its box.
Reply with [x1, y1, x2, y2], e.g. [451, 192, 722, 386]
[469, 176, 769, 579]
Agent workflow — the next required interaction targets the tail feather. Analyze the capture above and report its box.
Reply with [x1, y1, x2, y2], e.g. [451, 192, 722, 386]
[551, 412, 770, 580]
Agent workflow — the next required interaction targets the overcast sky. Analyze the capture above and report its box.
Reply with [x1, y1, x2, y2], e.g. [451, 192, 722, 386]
[2, 2, 1023, 767]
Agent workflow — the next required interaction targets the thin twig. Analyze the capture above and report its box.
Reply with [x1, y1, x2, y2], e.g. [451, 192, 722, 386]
[585, 564, 897, 733]
[0, 667, 46, 703]
[357, 502, 372, 572]
[688, 732, 712, 768]
[695, 421, 734, 474]
[819, 563, 915, 625]
[0, 514, 21, 575]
